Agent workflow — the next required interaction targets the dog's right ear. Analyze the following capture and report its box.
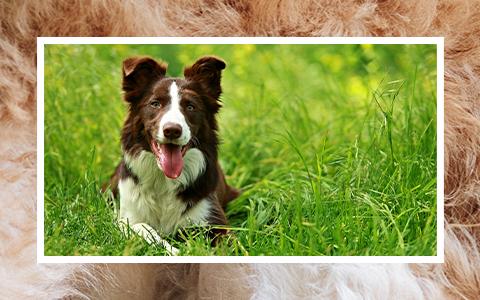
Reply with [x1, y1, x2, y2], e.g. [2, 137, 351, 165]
[122, 56, 167, 103]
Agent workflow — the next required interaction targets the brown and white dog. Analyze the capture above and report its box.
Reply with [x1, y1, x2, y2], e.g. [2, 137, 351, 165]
[106, 56, 239, 254]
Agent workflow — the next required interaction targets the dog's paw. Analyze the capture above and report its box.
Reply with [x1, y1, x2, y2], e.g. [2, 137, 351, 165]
[131, 223, 161, 242]
[123, 221, 179, 255]
[167, 246, 179, 256]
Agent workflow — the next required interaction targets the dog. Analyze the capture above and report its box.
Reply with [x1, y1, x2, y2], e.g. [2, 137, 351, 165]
[104, 55, 239, 254]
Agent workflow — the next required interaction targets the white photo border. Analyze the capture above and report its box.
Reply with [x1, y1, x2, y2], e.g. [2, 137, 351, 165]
[37, 37, 444, 264]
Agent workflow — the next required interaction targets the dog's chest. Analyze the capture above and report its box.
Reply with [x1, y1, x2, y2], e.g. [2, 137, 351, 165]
[119, 150, 210, 234]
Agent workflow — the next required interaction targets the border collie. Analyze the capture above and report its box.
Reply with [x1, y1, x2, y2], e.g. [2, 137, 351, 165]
[105, 56, 239, 254]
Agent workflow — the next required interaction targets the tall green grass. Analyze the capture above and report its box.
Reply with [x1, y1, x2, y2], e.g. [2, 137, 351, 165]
[44, 44, 437, 256]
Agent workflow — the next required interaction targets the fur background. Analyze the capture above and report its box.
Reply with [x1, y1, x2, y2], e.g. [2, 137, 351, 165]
[1, 0, 479, 299]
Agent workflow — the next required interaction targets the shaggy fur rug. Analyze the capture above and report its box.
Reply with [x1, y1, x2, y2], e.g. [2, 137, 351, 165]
[1, 0, 479, 299]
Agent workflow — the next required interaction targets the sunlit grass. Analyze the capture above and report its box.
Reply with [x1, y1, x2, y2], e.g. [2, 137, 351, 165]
[44, 44, 437, 256]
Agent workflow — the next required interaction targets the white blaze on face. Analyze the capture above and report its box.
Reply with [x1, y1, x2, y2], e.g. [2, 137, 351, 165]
[158, 81, 191, 145]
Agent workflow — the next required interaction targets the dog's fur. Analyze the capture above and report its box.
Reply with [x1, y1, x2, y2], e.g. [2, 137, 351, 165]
[105, 56, 238, 251]
[1, 0, 480, 299]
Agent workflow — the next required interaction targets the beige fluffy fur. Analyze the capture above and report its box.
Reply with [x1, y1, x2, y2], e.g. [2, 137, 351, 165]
[1, 0, 479, 299]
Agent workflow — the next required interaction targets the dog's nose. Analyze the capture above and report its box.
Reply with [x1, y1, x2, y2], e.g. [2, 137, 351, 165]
[163, 122, 182, 139]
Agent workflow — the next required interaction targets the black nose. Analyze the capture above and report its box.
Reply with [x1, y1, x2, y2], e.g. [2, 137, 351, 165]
[163, 122, 182, 139]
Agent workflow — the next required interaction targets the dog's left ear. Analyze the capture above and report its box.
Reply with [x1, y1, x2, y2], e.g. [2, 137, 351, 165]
[122, 56, 167, 103]
[184, 56, 226, 100]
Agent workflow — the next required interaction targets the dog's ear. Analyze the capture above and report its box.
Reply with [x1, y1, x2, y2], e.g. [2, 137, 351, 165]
[184, 56, 226, 100]
[122, 56, 167, 102]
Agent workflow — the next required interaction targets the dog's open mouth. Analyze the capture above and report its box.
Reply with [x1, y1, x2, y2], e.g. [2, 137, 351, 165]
[151, 140, 189, 179]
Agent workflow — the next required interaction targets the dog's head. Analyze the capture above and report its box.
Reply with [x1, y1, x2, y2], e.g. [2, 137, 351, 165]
[121, 56, 226, 179]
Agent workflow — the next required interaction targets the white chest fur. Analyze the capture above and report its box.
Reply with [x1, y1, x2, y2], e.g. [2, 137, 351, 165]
[119, 149, 210, 235]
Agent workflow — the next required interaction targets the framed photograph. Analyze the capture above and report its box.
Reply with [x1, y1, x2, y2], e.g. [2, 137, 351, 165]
[37, 37, 443, 263]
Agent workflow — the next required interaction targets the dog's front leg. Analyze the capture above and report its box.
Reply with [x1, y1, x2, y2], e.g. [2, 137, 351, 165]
[119, 220, 179, 255]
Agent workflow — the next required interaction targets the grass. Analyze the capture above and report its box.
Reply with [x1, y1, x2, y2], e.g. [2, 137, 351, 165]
[44, 43, 437, 256]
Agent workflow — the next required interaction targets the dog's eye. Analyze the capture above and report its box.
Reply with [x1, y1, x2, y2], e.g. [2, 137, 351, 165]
[186, 104, 195, 111]
[150, 100, 161, 108]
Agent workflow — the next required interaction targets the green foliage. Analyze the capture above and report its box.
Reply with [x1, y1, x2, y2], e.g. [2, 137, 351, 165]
[44, 43, 437, 256]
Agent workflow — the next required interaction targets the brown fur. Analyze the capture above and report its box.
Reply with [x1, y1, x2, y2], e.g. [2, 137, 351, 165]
[1, 0, 479, 299]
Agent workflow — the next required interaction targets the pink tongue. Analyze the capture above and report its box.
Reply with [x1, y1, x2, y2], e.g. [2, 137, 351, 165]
[159, 144, 184, 179]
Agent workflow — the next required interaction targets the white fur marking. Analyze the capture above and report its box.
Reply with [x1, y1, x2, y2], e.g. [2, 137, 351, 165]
[158, 81, 191, 145]
[119, 150, 209, 251]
